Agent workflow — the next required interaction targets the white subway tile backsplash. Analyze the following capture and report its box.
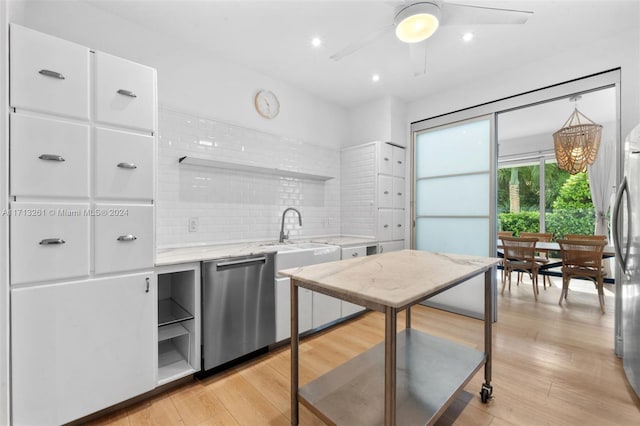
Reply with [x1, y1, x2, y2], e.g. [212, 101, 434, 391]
[156, 107, 340, 248]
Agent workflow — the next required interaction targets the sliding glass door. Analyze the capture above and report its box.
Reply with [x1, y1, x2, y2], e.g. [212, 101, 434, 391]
[413, 115, 495, 319]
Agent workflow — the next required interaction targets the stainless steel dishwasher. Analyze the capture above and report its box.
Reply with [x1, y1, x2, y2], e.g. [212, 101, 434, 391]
[201, 252, 275, 371]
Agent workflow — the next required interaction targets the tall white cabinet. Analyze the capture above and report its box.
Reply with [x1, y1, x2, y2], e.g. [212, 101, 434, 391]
[8, 24, 157, 425]
[341, 141, 407, 252]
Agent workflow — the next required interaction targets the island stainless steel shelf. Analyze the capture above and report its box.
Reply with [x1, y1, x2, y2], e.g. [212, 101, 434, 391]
[178, 155, 334, 181]
[299, 329, 485, 425]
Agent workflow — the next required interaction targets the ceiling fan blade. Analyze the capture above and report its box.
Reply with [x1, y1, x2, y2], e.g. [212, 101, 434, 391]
[409, 41, 428, 77]
[440, 3, 533, 26]
[330, 24, 394, 61]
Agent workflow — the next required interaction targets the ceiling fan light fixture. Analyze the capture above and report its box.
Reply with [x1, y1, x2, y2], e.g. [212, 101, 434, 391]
[395, 2, 441, 43]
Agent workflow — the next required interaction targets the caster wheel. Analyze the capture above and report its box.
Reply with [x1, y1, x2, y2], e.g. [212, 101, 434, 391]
[480, 383, 493, 403]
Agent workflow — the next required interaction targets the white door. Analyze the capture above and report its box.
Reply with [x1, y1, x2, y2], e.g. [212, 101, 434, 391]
[413, 116, 495, 319]
[11, 273, 156, 425]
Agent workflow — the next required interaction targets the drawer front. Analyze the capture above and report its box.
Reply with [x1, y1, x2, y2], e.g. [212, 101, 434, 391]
[378, 175, 393, 208]
[379, 240, 405, 253]
[393, 177, 405, 209]
[10, 202, 90, 284]
[10, 113, 90, 198]
[377, 209, 393, 241]
[392, 147, 406, 178]
[10, 24, 89, 119]
[393, 210, 405, 241]
[95, 127, 154, 200]
[94, 51, 156, 132]
[378, 143, 393, 175]
[94, 204, 154, 274]
[341, 246, 367, 259]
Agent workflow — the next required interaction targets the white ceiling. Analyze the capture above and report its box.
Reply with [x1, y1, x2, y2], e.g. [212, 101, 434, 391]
[79, 0, 638, 108]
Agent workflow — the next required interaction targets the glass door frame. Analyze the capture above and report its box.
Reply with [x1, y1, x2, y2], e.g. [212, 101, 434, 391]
[410, 70, 622, 330]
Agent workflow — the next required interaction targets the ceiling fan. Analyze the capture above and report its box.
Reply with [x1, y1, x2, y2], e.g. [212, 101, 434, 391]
[330, 1, 533, 76]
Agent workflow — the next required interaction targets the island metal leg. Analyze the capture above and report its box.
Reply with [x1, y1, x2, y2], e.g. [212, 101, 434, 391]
[384, 306, 397, 426]
[481, 268, 493, 403]
[405, 306, 411, 329]
[291, 279, 299, 425]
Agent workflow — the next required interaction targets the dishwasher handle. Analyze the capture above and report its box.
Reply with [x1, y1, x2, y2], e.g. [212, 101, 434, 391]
[215, 256, 267, 271]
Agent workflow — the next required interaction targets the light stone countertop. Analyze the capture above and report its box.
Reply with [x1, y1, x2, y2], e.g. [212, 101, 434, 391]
[279, 249, 501, 311]
[154, 236, 378, 266]
[309, 236, 378, 247]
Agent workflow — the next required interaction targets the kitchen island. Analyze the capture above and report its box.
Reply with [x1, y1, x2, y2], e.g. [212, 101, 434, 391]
[280, 249, 500, 426]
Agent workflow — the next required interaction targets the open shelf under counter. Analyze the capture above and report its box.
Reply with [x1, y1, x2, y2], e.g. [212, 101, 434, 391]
[158, 322, 189, 342]
[178, 155, 334, 181]
[158, 298, 194, 327]
[299, 329, 485, 425]
[158, 339, 195, 385]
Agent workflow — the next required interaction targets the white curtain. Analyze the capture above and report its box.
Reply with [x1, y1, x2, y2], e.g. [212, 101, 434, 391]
[587, 137, 615, 236]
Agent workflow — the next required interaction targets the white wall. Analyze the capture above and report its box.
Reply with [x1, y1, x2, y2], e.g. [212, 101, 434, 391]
[408, 27, 640, 142]
[347, 95, 408, 147]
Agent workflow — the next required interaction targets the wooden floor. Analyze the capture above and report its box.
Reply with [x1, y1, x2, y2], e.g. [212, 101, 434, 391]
[90, 279, 640, 425]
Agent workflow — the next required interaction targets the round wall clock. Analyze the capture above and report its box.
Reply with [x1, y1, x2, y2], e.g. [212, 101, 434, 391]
[254, 90, 280, 119]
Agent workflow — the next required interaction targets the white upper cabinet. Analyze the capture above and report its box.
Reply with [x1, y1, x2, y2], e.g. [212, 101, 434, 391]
[378, 175, 393, 208]
[95, 127, 154, 200]
[94, 204, 154, 275]
[378, 142, 394, 175]
[10, 24, 90, 120]
[10, 202, 90, 285]
[10, 113, 90, 198]
[393, 146, 406, 178]
[94, 51, 156, 132]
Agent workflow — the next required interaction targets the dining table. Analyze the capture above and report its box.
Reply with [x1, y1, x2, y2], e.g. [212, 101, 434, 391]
[497, 241, 616, 284]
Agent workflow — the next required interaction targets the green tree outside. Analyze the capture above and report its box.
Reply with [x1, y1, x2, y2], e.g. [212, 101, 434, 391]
[498, 166, 594, 240]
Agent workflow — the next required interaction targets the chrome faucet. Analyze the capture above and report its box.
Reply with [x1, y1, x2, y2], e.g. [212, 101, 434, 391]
[279, 207, 302, 243]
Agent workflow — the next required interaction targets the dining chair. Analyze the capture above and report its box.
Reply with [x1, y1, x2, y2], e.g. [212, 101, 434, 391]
[501, 236, 540, 300]
[497, 231, 513, 284]
[520, 232, 554, 289]
[557, 239, 607, 313]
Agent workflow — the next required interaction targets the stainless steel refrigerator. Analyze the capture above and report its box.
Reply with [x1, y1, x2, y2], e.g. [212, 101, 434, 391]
[613, 124, 640, 397]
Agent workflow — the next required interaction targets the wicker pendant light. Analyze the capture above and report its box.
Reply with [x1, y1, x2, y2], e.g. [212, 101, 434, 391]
[553, 95, 603, 174]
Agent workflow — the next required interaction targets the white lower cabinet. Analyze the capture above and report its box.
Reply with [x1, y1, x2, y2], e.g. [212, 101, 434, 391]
[10, 202, 90, 284]
[312, 293, 342, 328]
[11, 272, 156, 426]
[275, 277, 312, 341]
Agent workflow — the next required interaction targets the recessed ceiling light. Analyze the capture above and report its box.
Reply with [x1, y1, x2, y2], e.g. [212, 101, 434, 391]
[372, 74, 380, 82]
[462, 32, 474, 42]
[311, 37, 322, 47]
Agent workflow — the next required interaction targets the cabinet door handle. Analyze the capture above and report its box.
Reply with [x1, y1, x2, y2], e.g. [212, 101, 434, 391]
[117, 234, 137, 242]
[384, 191, 389, 195]
[397, 224, 402, 228]
[352, 252, 359, 257]
[117, 162, 137, 169]
[38, 154, 65, 162]
[397, 192, 402, 196]
[38, 69, 65, 80]
[117, 89, 137, 98]
[39, 238, 65, 245]
[384, 224, 389, 228]
[397, 160, 403, 165]
[384, 157, 389, 161]
[145, 277, 150, 293]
